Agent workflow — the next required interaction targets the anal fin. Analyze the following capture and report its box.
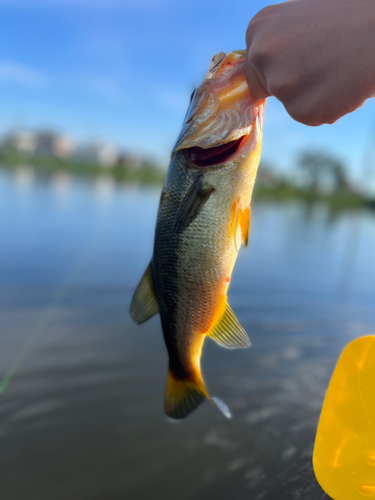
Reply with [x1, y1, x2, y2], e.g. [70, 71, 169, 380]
[207, 302, 250, 349]
[130, 263, 159, 324]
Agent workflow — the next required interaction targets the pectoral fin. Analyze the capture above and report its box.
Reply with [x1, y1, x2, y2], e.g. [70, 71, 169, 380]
[234, 202, 251, 250]
[207, 302, 250, 349]
[174, 176, 214, 234]
[239, 206, 251, 247]
[130, 263, 159, 324]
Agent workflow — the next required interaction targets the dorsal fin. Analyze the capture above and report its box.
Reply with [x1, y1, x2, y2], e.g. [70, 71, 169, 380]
[130, 263, 159, 324]
[207, 302, 250, 349]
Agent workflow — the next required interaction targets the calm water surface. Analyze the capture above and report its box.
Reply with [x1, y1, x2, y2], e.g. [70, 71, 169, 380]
[1, 169, 375, 500]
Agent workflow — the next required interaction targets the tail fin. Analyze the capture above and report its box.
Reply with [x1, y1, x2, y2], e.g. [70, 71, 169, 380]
[165, 371, 205, 419]
[165, 370, 232, 420]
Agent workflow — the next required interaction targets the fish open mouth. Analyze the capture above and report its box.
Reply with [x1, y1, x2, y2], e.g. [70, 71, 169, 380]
[172, 51, 265, 165]
[187, 136, 246, 168]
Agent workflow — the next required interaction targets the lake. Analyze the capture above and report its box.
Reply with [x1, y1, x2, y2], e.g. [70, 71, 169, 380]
[1, 168, 375, 500]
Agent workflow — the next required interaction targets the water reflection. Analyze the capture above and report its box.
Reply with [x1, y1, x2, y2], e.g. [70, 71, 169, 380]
[51, 171, 72, 191]
[0, 171, 374, 500]
[13, 165, 34, 188]
[94, 174, 115, 200]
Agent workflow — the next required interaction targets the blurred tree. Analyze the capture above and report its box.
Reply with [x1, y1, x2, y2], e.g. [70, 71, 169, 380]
[298, 151, 349, 194]
[332, 162, 349, 192]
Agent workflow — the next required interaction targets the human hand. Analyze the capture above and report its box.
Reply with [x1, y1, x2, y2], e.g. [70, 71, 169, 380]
[246, 0, 375, 126]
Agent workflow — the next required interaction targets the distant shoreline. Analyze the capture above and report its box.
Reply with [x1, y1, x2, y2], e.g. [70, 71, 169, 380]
[253, 183, 375, 210]
[1, 156, 374, 211]
[0, 150, 165, 184]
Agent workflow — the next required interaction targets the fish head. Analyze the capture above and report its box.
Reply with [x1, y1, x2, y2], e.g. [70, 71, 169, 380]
[172, 50, 265, 169]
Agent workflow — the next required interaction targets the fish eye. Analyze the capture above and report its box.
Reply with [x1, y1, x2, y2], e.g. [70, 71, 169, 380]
[210, 52, 225, 73]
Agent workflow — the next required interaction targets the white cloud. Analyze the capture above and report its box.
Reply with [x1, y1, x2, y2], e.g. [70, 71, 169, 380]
[0, 61, 47, 87]
[0, 0, 175, 9]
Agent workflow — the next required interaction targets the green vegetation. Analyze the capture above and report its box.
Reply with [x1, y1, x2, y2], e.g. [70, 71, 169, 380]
[254, 151, 375, 210]
[0, 147, 165, 184]
[253, 181, 368, 209]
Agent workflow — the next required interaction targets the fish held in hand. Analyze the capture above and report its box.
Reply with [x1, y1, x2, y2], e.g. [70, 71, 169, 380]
[130, 50, 265, 419]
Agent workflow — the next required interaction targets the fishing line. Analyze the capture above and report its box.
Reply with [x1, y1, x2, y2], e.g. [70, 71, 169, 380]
[0, 212, 109, 396]
[0, 284, 68, 395]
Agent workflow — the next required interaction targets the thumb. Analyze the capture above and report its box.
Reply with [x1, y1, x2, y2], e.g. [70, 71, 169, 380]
[245, 59, 270, 100]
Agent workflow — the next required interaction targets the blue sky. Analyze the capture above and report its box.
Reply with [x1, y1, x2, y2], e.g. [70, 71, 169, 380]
[0, 0, 374, 187]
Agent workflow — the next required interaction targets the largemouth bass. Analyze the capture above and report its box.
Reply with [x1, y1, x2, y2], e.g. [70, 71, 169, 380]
[130, 50, 265, 419]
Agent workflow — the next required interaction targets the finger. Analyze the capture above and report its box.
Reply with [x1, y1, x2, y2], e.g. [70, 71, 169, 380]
[245, 59, 271, 99]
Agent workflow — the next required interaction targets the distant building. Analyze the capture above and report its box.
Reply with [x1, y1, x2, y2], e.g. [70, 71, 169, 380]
[36, 132, 74, 158]
[76, 141, 118, 168]
[3, 131, 37, 153]
[0, 129, 130, 168]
